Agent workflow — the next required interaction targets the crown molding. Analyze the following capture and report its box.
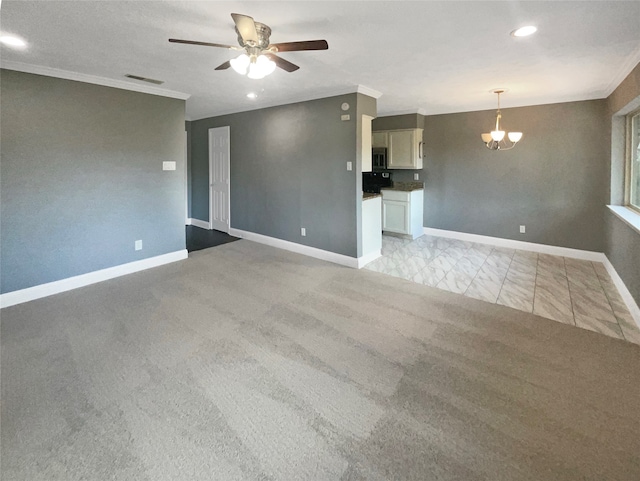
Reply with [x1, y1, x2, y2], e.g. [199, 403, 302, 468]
[355, 85, 383, 99]
[376, 108, 427, 117]
[603, 44, 640, 98]
[0, 61, 191, 100]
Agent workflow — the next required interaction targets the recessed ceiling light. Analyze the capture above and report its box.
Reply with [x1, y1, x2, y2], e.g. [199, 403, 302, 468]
[0, 35, 27, 48]
[247, 92, 257, 99]
[511, 26, 537, 37]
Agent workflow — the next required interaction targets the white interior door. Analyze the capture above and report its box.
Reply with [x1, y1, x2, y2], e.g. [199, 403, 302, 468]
[208, 126, 230, 233]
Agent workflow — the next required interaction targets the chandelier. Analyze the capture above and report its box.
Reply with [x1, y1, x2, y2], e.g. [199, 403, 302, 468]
[481, 89, 523, 150]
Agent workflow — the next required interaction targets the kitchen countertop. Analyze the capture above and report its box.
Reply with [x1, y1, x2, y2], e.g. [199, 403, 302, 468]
[362, 192, 381, 200]
[381, 181, 424, 192]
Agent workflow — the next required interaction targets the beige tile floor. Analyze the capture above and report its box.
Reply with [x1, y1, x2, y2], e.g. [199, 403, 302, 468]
[365, 234, 640, 345]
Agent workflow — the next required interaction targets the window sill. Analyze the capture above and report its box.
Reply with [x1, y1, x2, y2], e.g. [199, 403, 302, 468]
[607, 205, 640, 235]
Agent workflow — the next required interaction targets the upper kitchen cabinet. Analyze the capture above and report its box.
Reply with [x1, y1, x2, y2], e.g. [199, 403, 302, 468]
[372, 131, 388, 148]
[387, 128, 423, 169]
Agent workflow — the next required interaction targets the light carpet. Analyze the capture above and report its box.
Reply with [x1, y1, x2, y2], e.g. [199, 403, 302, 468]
[2, 240, 639, 480]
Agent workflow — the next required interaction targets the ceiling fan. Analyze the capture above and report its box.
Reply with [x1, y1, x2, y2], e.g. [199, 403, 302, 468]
[169, 13, 328, 79]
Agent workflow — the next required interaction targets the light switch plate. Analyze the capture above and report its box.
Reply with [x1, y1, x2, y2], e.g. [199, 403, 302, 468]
[135, 240, 143, 250]
[163, 161, 176, 171]
[347, 161, 353, 171]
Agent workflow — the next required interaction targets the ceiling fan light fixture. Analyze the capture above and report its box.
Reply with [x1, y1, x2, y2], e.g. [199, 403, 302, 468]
[246, 54, 275, 79]
[259, 55, 276, 76]
[230, 53, 250, 74]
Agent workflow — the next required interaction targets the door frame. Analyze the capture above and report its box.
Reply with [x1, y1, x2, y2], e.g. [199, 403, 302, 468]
[184, 130, 189, 224]
[208, 126, 231, 232]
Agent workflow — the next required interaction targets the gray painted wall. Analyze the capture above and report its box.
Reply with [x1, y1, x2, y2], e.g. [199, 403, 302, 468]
[379, 100, 609, 252]
[0, 70, 186, 294]
[605, 214, 640, 304]
[605, 62, 640, 305]
[190, 94, 367, 257]
[372, 113, 423, 131]
[186, 120, 192, 218]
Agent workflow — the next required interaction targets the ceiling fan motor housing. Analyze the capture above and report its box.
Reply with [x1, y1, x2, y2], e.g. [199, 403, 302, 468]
[236, 22, 271, 49]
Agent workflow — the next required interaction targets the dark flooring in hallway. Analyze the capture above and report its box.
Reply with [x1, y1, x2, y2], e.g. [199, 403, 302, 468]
[186, 225, 239, 253]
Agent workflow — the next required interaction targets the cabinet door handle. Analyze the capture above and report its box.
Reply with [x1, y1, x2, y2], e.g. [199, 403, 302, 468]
[419, 142, 424, 159]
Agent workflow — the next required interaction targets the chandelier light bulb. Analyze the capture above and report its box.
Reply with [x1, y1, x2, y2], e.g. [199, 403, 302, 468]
[491, 130, 505, 142]
[508, 132, 523, 143]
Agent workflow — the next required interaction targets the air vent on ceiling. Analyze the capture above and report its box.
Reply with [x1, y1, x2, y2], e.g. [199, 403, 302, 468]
[125, 74, 164, 85]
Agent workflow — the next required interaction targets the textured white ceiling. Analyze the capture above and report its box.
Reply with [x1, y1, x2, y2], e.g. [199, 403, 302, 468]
[1, 1, 639, 120]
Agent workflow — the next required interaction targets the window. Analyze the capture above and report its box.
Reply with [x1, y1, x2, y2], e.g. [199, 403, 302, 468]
[627, 109, 640, 212]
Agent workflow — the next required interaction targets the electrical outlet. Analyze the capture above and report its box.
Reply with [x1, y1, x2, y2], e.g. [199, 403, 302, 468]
[301, 228, 306, 237]
[414, 173, 420, 180]
[135, 239, 143, 250]
[519, 225, 526, 234]
[347, 161, 353, 171]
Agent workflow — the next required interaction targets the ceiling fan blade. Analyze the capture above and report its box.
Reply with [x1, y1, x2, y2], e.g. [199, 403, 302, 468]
[231, 13, 258, 45]
[269, 40, 329, 52]
[264, 53, 299, 72]
[215, 60, 231, 71]
[169, 38, 235, 49]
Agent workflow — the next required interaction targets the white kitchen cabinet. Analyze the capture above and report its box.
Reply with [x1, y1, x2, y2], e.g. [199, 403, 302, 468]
[388, 129, 423, 169]
[372, 131, 388, 148]
[361, 195, 382, 259]
[381, 189, 424, 239]
[382, 199, 409, 233]
[372, 128, 423, 169]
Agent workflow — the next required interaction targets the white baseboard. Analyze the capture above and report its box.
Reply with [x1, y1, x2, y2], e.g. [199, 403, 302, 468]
[0, 250, 188, 309]
[357, 250, 382, 268]
[423, 227, 607, 262]
[229, 228, 361, 268]
[185, 218, 192, 226]
[188, 218, 211, 230]
[603, 258, 640, 329]
[424, 226, 640, 329]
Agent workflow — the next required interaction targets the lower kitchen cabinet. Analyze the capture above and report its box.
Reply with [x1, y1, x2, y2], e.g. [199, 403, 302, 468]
[381, 189, 424, 239]
[362, 195, 382, 257]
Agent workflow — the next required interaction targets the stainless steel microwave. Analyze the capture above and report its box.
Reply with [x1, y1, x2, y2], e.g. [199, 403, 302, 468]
[372, 147, 387, 170]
